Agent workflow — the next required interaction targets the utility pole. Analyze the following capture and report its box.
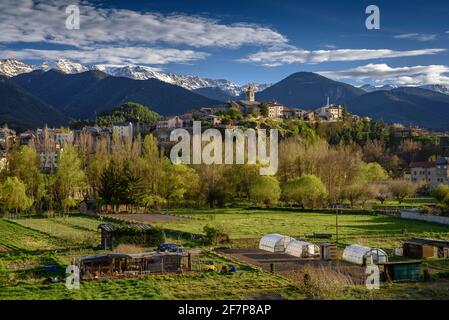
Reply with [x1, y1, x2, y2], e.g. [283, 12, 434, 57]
[336, 208, 339, 245]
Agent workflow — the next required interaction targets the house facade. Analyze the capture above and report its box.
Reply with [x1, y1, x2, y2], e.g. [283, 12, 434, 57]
[410, 157, 449, 188]
[112, 122, 133, 138]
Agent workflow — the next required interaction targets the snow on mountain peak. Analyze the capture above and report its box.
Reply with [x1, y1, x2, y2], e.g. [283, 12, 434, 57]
[0, 58, 269, 96]
[40, 59, 88, 74]
[0, 59, 33, 77]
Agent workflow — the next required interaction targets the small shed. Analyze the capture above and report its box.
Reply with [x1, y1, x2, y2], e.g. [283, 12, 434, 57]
[259, 234, 294, 253]
[403, 238, 449, 259]
[342, 244, 388, 266]
[76, 252, 188, 280]
[285, 240, 320, 258]
[379, 260, 422, 282]
[80, 200, 98, 215]
[320, 243, 338, 261]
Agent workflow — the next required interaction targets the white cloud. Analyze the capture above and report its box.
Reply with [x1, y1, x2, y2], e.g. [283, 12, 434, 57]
[0, 0, 288, 49]
[394, 33, 437, 42]
[318, 63, 449, 85]
[241, 48, 446, 66]
[1, 47, 208, 65]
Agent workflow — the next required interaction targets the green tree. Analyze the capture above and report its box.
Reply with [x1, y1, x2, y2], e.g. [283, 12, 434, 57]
[0, 177, 33, 213]
[259, 101, 269, 117]
[55, 144, 86, 208]
[228, 107, 243, 120]
[249, 176, 281, 207]
[8, 146, 41, 201]
[283, 175, 328, 209]
[431, 184, 449, 203]
[160, 161, 200, 204]
[388, 179, 418, 204]
[359, 162, 389, 182]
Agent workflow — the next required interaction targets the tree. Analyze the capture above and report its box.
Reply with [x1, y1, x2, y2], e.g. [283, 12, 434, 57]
[359, 162, 389, 182]
[283, 175, 327, 209]
[122, 160, 146, 206]
[249, 176, 281, 207]
[8, 146, 41, 201]
[0, 177, 33, 213]
[98, 160, 146, 208]
[431, 184, 449, 203]
[160, 161, 200, 204]
[55, 144, 86, 208]
[341, 183, 366, 208]
[228, 107, 243, 120]
[259, 102, 269, 117]
[388, 179, 418, 204]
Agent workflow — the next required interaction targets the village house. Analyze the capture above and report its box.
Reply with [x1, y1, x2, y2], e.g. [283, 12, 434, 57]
[112, 122, 133, 138]
[409, 157, 449, 188]
[267, 102, 284, 118]
[0, 126, 16, 150]
[283, 107, 308, 119]
[156, 116, 184, 129]
[205, 86, 288, 119]
[314, 98, 344, 121]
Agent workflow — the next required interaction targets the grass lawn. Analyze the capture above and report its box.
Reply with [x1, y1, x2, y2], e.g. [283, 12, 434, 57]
[156, 208, 449, 249]
[0, 219, 62, 251]
[0, 270, 303, 300]
[8, 217, 99, 247]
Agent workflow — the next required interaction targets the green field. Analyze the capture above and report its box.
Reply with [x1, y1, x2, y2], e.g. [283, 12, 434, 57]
[0, 219, 62, 250]
[156, 209, 449, 249]
[1, 210, 449, 300]
[9, 217, 99, 247]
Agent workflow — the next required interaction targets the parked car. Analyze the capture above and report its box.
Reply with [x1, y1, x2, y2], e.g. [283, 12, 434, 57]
[157, 243, 184, 253]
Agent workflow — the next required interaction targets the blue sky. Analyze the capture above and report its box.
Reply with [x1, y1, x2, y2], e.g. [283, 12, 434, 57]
[1, 0, 449, 86]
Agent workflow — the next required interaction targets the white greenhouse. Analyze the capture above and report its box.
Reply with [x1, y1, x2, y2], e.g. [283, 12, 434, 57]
[259, 234, 294, 253]
[342, 244, 388, 265]
[285, 240, 319, 258]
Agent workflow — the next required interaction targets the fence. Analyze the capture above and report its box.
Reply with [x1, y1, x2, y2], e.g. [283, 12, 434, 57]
[400, 211, 449, 225]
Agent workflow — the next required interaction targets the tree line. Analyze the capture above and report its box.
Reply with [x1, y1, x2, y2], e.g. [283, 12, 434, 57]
[0, 129, 421, 213]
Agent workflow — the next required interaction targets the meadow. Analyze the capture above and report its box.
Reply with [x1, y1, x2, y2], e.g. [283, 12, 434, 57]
[156, 208, 449, 249]
[1, 209, 449, 300]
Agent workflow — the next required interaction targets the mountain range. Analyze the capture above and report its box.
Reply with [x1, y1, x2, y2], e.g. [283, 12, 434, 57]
[0, 59, 270, 99]
[2, 58, 449, 130]
[12, 69, 219, 120]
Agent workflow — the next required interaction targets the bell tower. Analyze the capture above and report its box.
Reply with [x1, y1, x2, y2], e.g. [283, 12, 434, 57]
[246, 85, 255, 102]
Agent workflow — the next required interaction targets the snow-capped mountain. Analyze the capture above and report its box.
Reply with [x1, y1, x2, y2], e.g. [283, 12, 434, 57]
[419, 84, 449, 95]
[0, 59, 33, 77]
[40, 59, 89, 74]
[91, 64, 270, 96]
[0, 58, 270, 97]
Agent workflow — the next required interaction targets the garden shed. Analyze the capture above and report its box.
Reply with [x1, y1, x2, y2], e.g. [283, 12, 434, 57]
[342, 244, 388, 266]
[259, 234, 294, 253]
[403, 238, 449, 259]
[76, 252, 189, 280]
[285, 240, 320, 258]
[378, 260, 422, 282]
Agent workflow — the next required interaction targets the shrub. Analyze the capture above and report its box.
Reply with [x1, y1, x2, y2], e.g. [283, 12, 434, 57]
[203, 225, 230, 245]
[431, 184, 449, 203]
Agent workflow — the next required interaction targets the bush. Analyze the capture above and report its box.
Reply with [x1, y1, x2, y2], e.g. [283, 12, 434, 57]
[203, 225, 230, 245]
[431, 184, 449, 203]
[110, 225, 166, 247]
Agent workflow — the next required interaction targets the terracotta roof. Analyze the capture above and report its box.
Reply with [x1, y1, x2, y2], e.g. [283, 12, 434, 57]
[410, 162, 435, 169]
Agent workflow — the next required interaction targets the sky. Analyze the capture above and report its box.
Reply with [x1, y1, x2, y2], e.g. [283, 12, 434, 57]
[1, 0, 449, 86]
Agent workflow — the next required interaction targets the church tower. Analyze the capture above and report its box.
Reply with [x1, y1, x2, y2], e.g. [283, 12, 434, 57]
[246, 85, 255, 102]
